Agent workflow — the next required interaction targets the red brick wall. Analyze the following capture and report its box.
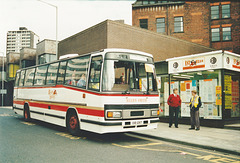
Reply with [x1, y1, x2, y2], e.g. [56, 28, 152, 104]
[132, 1, 240, 54]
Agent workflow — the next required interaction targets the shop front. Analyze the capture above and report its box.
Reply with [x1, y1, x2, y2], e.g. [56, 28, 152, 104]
[158, 50, 239, 127]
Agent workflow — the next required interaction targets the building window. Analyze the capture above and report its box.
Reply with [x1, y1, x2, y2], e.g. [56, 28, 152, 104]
[139, 19, 148, 30]
[222, 4, 230, 19]
[223, 27, 231, 41]
[211, 5, 219, 19]
[174, 17, 183, 33]
[211, 28, 220, 42]
[38, 53, 57, 64]
[156, 18, 165, 33]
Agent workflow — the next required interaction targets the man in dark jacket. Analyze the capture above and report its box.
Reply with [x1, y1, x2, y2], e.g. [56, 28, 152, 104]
[189, 90, 202, 131]
[167, 88, 181, 128]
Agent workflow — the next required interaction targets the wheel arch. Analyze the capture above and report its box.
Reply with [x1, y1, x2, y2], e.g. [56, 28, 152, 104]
[66, 107, 80, 127]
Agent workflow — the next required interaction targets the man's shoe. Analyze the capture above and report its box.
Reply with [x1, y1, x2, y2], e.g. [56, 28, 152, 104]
[189, 128, 195, 130]
[196, 128, 200, 131]
[175, 126, 178, 128]
[169, 126, 172, 128]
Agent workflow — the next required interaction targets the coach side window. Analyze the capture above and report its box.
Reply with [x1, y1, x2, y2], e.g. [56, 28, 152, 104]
[65, 56, 90, 89]
[88, 55, 103, 91]
[57, 61, 67, 84]
[24, 68, 36, 86]
[34, 65, 48, 86]
[15, 72, 20, 87]
[19, 70, 26, 86]
[46, 62, 59, 85]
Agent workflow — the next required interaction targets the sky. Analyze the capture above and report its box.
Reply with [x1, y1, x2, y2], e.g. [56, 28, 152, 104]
[0, 0, 135, 55]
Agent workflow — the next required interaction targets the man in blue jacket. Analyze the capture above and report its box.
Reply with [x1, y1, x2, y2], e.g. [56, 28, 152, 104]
[189, 90, 202, 131]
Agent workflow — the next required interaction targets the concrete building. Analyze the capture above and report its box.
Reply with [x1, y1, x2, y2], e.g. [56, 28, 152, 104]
[20, 48, 36, 68]
[132, 1, 240, 54]
[6, 27, 39, 53]
[59, 19, 214, 61]
[36, 39, 57, 65]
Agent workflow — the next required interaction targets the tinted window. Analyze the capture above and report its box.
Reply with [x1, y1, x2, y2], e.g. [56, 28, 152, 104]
[19, 70, 26, 86]
[222, 4, 230, 19]
[46, 62, 59, 85]
[24, 68, 35, 86]
[34, 65, 48, 86]
[65, 56, 90, 88]
[88, 55, 103, 91]
[211, 28, 220, 42]
[140, 19, 148, 30]
[57, 61, 67, 84]
[223, 27, 231, 41]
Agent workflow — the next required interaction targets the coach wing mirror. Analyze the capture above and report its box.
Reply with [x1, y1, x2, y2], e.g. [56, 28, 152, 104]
[93, 60, 102, 71]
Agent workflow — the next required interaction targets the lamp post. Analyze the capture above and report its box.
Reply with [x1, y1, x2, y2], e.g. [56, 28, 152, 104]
[0, 52, 4, 107]
[38, 0, 58, 59]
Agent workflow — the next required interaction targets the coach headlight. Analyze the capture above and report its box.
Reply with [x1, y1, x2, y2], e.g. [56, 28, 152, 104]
[107, 111, 122, 119]
[151, 110, 159, 116]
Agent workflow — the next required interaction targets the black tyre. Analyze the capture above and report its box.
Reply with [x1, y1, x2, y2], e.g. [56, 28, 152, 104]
[67, 111, 80, 135]
[24, 105, 31, 122]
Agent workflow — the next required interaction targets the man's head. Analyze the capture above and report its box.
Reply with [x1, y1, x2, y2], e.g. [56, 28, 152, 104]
[191, 90, 197, 96]
[173, 88, 178, 94]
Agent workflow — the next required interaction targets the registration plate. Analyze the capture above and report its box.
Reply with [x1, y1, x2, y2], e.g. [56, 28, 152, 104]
[131, 120, 143, 125]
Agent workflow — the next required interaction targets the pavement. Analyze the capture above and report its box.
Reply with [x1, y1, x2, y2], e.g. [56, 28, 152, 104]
[132, 122, 240, 155]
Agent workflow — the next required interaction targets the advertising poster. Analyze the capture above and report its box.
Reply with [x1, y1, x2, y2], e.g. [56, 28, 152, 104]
[216, 86, 222, 105]
[181, 103, 190, 117]
[225, 75, 232, 109]
[164, 103, 169, 116]
[156, 76, 161, 90]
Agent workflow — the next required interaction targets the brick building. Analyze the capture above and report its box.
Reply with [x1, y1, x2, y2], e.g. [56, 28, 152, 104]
[132, 1, 240, 54]
[59, 19, 213, 62]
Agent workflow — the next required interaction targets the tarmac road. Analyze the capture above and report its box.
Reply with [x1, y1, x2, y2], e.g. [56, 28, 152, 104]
[0, 107, 239, 163]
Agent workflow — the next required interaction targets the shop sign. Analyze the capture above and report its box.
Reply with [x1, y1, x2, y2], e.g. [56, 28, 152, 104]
[224, 54, 240, 72]
[168, 53, 222, 74]
[183, 57, 205, 70]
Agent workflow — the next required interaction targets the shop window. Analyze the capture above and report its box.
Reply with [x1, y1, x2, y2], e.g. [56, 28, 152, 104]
[222, 4, 230, 19]
[222, 27, 231, 41]
[211, 5, 219, 19]
[211, 28, 220, 42]
[166, 70, 222, 119]
[224, 71, 240, 118]
[156, 18, 165, 33]
[24, 68, 35, 86]
[140, 19, 148, 30]
[57, 61, 67, 84]
[174, 17, 183, 33]
[34, 65, 48, 86]
[46, 62, 59, 85]
[65, 56, 90, 89]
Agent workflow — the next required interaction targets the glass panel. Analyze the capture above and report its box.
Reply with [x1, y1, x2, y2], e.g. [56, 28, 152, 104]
[174, 17, 183, 32]
[102, 59, 157, 93]
[211, 28, 220, 42]
[34, 65, 48, 86]
[211, 6, 219, 19]
[38, 54, 57, 64]
[57, 61, 67, 84]
[19, 70, 25, 86]
[156, 18, 165, 33]
[15, 72, 20, 86]
[24, 68, 35, 86]
[65, 56, 90, 89]
[89, 56, 103, 91]
[46, 62, 59, 85]
[222, 4, 230, 19]
[65, 56, 90, 88]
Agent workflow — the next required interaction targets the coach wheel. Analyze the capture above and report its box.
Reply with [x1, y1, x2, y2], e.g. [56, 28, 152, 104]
[24, 105, 31, 122]
[67, 111, 80, 135]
